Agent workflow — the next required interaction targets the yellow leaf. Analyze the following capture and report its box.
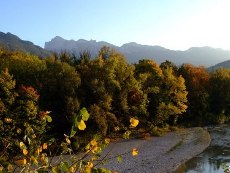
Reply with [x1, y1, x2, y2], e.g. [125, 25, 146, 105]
[16, 128, 22, 134]
[104, 138, 110, 144]
[36, 148, 40, 155]
[19, 142, 25, 148]
[7, 164, 13, 171]
[132, 148, 138, 156]
[92, 146, 101, 153]
[130, 118, 139, 128]
[43, 143, 48, 149]
[85, 166, 92, 173]
[78, 120, 86, 130]
[40, 154, 48, 164]
[4, 118, 12, 123]
[36, 146, 42, 155]
[87, 161, 94, 168]
[69, 166, 75, 173]
[91, 146, 99, 153]
[30, 156, 38, 165]
[15, 159, 27, 165]
[22, 149, 28, 155]
[32, 134, 36, 138]
[90, 139, 97, 146]
[114, 126, 120, 131]
[66, 138, 71, 144]
[91, 156, 97, 161]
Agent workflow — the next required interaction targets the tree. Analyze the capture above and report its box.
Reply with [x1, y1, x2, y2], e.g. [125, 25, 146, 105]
[209, 68, 230, 120]
[157, 67, 188, 125]
[135, 60, 187, 125]
[40, 57, 81, 136]
[135, 59, 162, 124]
[0, 48, 82, 136]
[75, 47, 146, 135]
[98, 46, 113, 60]
[160, 60, 178, 75]
[0, 50, 46, 89]
[178, 64, 210, 125]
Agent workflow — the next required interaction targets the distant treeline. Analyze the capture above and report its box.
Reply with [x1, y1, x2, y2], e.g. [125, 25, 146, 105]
[0, 46, 230, 139]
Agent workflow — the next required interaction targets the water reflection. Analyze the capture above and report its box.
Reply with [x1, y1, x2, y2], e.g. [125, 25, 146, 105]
[175, 146, 230, 173]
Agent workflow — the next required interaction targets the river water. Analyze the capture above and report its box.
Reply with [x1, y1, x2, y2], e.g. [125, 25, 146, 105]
[175, 146, 230, 173]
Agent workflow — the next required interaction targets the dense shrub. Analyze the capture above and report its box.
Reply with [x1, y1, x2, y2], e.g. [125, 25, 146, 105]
[0, 69, 51, 166]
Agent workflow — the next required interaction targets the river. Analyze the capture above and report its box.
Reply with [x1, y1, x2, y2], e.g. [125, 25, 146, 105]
[175, 125, 230, 173]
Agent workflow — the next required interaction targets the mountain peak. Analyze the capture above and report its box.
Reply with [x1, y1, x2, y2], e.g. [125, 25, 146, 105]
[43, 36, 230, 67]
[1, 32, 230, 67]
[0, 31, 50, 58]
[45, 36, 116, 56]
[123, 42, 139, 46]
[0, 31, 20, 41]
[52, 36, 65, 41]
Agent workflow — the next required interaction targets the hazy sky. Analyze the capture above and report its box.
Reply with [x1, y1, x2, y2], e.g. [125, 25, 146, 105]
[1, 0, 230, 50]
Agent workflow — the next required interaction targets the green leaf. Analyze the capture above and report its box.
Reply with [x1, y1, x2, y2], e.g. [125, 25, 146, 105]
[117, 155, 122, 163]
[46, 115, 52, 122]
[79, 107, 90, 121]
[94, 168, 111, 173]
[70, 126, 77, 138]
[60, 162, 69, 172]
[38, 169, 47, 173]
[70, 108, 89, 137]
[70, 115, 80, 138]
[122, 131, 131, 139]
[51, 166, 59, 173]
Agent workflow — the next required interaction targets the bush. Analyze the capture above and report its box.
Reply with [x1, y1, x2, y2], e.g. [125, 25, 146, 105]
[150, 126, 170, 137]
[0, 69, 51, 169]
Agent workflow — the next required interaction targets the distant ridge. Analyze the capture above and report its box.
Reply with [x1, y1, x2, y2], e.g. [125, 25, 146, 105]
[0, 32, 51, 58]
[45, 36, 116, 55]
[45, 37, 230, 67]
[0, 31, 230, 67]
[208, 59, 230, 71]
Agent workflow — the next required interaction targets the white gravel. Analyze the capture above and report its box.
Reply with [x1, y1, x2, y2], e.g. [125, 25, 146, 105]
[102, 128, 211, 173]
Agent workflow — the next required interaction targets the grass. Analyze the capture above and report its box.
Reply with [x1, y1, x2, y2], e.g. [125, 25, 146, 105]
[150, 125, 182, 137]
[150, 126, 170, 137]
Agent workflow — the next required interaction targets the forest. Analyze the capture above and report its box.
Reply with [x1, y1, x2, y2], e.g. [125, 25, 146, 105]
[0, 46, 230, 172]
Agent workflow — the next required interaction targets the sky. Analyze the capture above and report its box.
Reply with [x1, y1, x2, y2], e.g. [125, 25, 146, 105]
[1, 0, 230, 50]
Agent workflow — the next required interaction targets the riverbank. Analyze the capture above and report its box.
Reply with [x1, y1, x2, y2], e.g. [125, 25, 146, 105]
[208, 125, 230, 147]
[102, 127, 211, 173]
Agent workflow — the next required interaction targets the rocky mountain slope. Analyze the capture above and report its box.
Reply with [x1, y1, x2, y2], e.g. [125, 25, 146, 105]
[45, 36, 230, 67]
[0, 32, 51, 58]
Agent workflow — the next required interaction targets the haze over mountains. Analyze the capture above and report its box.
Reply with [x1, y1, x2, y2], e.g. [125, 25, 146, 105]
[0, 31, 230, 68]
[45, 36, 230, 67]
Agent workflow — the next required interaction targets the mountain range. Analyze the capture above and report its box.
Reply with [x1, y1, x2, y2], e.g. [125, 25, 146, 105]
[0, 32, 50, 58]
[0, 31, 230, 68]
[45, 36, 230, 67]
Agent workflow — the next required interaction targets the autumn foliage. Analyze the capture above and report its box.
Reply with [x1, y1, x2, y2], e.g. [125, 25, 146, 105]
[0, 47, 230, 171]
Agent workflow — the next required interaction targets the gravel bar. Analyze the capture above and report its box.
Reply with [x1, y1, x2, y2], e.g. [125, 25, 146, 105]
[102, 128, 211, 173]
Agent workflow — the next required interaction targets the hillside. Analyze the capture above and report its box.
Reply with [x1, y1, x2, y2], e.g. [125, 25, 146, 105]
[45, 37, 230, 67]
[0, 32, 51, 58]
[208, 59, 230, 71]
